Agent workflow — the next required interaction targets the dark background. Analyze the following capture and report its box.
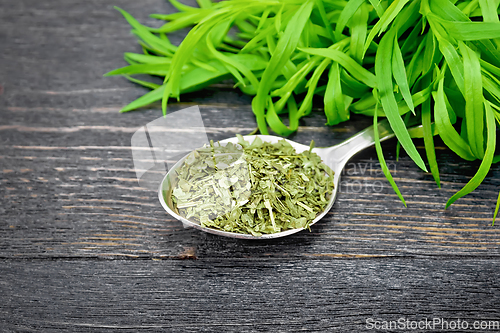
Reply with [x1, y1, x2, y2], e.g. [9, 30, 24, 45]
[1, 0, 499, 331]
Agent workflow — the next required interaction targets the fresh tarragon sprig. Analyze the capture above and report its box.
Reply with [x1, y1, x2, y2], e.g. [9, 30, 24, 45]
[108, 0, 500, 221]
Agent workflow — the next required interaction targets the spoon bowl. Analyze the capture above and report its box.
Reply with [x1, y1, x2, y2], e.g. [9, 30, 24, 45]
[159, 120, 421, 239]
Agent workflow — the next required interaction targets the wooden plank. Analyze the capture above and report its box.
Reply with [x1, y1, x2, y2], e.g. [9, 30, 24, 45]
[1, 171, 500, 258]
[1, 1, 500, 331]
[1, 106, 500, 258]
[1, 0, 500, 260]
[1, 259, 500, 332]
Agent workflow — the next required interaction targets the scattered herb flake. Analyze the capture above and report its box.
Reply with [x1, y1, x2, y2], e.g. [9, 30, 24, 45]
[170, 136, 334, 236]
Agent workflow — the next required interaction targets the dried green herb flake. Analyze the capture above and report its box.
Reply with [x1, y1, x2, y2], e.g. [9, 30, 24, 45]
[170, 137, 334, 236]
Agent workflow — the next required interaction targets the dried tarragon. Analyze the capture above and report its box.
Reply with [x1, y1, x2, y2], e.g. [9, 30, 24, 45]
[171, 135, 334, 236]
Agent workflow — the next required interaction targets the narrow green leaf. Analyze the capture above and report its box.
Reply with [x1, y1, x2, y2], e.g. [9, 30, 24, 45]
[439, 18, 500, 40]
[324, 61, 349, 125]
[349, 3, 369, 63]
[205, 32, 260, 90]
[459, 41, 485, 159]
[405, 36, 426, 87]
[256, 7, 271, 32]
[421, 85, 441, 187]
[314, 0, 335, 42]
[123, 75, 160, 90]
[253, 0, 314, 135]
[297, 58, 331, 119]
[421, 28, 440, 76]
[391, 35, 415, 113]
[446, 101, 497, 207]
[433, 78, 476, 160]
[393, 0, 422, 37]
[197, 0, 213, 9]
[483, 73, 500, 105]
[473, 40, 500, 67]
[368, 0, 385, 17]
[121, 85, 164, 112]
[435, 35, 465, 96]
[334, 0, 365, 41]
[395, 112, 411, 161]
[493, 191, 500, 226]
[167, 0, 198, 13]
[151, 11, 210, 33]
[265, 96, 298, 136]
[375, 29, 427, 172]
[115, 7, 177, 54]
[428, 0, 469, 22]
[339, 70, 370, 98]
[299, 47, 377, 87]
[481, 60, 500, 77]
[272, 58, 318, 99]
[104, 64, 170, 76]
[374, 103, 406, 206]
[400, 19, 423, 55]
[478, 0, 500, 22]
[162, 7, 234, 114]
[124, 53, 172, 65]
[364, 0, 410, 56]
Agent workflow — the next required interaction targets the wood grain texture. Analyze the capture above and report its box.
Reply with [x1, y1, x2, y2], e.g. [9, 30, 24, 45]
[1, 0, 500, 331]
[1, 102, 499, 259]
[1, 259, 500, 332]
[0, 0, 499, 259]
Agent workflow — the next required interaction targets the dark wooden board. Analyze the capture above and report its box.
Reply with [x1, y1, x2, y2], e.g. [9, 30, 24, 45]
[2, 101, 499, 259]
[1, 259, 500, 332]
[1, 0, 499, 259]
[1, 0, 500, 331]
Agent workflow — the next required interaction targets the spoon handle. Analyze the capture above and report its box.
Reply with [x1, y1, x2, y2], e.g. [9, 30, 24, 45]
[315, 119, 397, 171]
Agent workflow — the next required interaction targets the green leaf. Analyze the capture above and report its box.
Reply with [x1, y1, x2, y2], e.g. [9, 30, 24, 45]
[493, 191, 500, 226]
[421, 82, 441, 187]
[151, 10, 211, 33]
[364, 0, 411, 56]
[167, 0, 198, 13]
[334, 0, 365, 41]
[115, 7, 177, 55]
[473, 40, 500, 67]
[324, 62, 349, 125]
[120, 85, 164, 112]
[299, 47, 377, 87]
[368, 0, 385, 18]
[349, 3, 369, 63]
[124, 53, 172, 65]
[296, 58, 331, 119]
[459, 41, 485, 159]
[446, 100, 497, 207]
[197, 0, 213, 9]
[122, 75, 160, 90]
[104, 64, 170, 76]
[435, 35, 465, 96]
[391, 35, 415, 113]
[314, 0, 335, 42]
[375, 29, 427, 172]
[478, 0, 500, 23]
[205, 32, 260, 90]
[373, 103, 406, 206]
[161, 6, 238, 114]
[265, 97, 297, 136]
[253, 0, 315, 135]
[438, 18, 500, 40]
[427, 0, 469, 22]
[433, 77, 476, 160]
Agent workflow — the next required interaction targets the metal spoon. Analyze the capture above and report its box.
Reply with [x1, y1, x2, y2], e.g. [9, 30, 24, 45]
[158, 119, 422, 239]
